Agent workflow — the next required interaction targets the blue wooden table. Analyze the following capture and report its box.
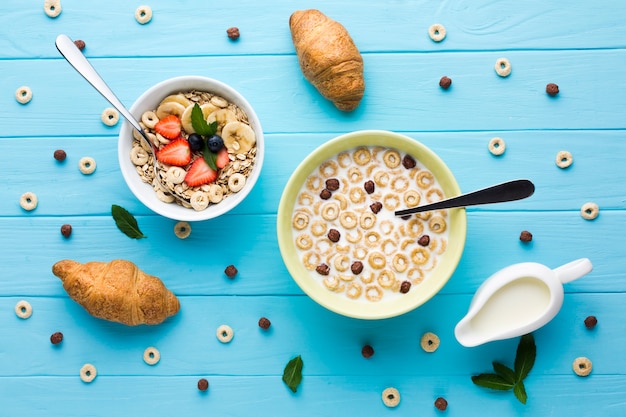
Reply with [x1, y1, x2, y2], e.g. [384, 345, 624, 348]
[2, 1, 625, 415]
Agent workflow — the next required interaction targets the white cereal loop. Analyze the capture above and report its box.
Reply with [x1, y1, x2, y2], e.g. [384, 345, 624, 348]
[216, 324, 234, 343]
[488, 137, 506, 156]
[101, 108, 119, 126]
[44, 0, 62, 18]
[130, 145, 149, 165]
[15, 300, 33, 319]
[208, 184, 224, 203]
[382, 387, 401, 408]
[15, 86, 33, 104]
[420, 332, 440, 352]
[495, 58, 512, 77]
[428, 23, 446, 42]
[556, 150, 573, 169]
[20, 192, 38, 211]
[580, 202, 599, 220]
[166, 166, 186, 184]
[174, 221, 191, 239]
[228, 173, 246, 192]
[80, 363, 97, 383]
[135, 5, 153, 24]
[156, 189, 175, 203]
[572, 357, 592, 377]
[190, 191, 210, 211]
[141, 111, 159, 129]
[79, 156, 97, 175]
[143, 347, 161, 365]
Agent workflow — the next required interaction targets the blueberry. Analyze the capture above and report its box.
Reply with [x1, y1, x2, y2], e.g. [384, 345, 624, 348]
[187, 134, 204, 152]
[207, 135, 224, 153]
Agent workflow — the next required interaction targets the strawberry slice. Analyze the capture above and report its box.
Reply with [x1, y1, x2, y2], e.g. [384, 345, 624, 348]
[156, 138, 191, 166]
[155, 115, 181, 139]
[216, 147, 230, 169]
[185, 158, 218, 186]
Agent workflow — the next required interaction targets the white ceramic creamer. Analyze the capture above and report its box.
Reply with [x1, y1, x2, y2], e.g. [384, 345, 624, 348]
[454, 258, 593, 347]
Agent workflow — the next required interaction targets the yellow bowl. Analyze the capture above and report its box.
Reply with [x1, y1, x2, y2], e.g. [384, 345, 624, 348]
[277, 130, 467, 319]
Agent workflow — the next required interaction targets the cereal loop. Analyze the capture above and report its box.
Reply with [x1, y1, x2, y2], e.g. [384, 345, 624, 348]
[319, 160, 338, 178]
[334, 255, 350, 272]
[303, 252, 321, 270]
[208, 184, 224, 203]
[403, 190, 421, 207]
[406, 219, 424, 237]
[174, 221, 191, 239]
[20, 192, 38, 211]
[383, 194, 400, 211]
[364, 231, 381, 248]
[80, 363, 97, 383]
[556, 150, 573, 169]
[416, 171, 434, 189]
[365, 285, 383, 302]
[428, 23, 446, 42]
[368, 251, 386, 269]
[374, 170, 390, 187]
[392, 253, 409, 273]
[298, 192, 314, 206]
[383, 150, 401, 168]
[420, 332, 440, 352]
[15, 300, 33, 319]
[426, 188, 444, 203]
[572, 357, 592, 377]
[296, 234, 313, 250]
[408, 267, 424, 284]
[321, 202, 340, 221]
[311, 220, 328, 236]
[135, 5, 153, 24]
[391, 176, 409, 193]
[346, 282, 362, 299]
[347, 167, 363, 184]
[292, 211, 310, 230]
[339, 212, 358, 229]
[377, 270, 396, 289]
[495, 58, 512, 77]
[15, 86, 33, 104]
[353, 147, 371, 165]
[580, 202, 599, 220]
[411, 247, 430, 265]
[349, 187, 366, 204]
[359, 211, 377, 230]
[429, 216, 447, 233]
[306, 175, 323, 192]
[228, 173, 246, 192]
[143, 347, 161, 365]
[216, 324, 234, 343]
[131, 146, 149, 165]
[44, 0, 62, 18]
[101, 108, 119, 126]
[337, 152, 352, 168]
[382, 387, 401, 408]
[488, 137, 506, 156]
[346, 229, 363, 244]
[79, 157, 97, 175]
[141, 111, 159, 129]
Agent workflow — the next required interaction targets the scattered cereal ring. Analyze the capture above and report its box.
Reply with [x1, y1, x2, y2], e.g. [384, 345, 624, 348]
[190, 191, 210, 211]
[174, 221, 191, 239]
[143, 347, 161, 365]
[15, 86, 33, 104]
[80, 363, 97, 383]
[78, 156, 97, 175]
[428, 23, 446, 42]
[580, 202, 599, 220]
[488, 137, 506, 156]
[135, 5, 153, 24]
[228, 173, 246, 192]
[101, 108, 119, 126]
[383, 150, 401, 168]
[495, 58, 512, 77]
[19, 192, 38, 211]
[44, 0, 62, 18]
[420, 332, 440, 352]
[556, 150, 573, 169]
[216, 324, 234, 343]
[15, 300, 33, 319]
[382, 387, 401, 408]
[572, 357, 592, 377]
[141, 111, 159, 129]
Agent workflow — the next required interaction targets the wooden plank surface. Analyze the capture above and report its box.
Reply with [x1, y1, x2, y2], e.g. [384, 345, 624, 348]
[1, 1, 625, 416]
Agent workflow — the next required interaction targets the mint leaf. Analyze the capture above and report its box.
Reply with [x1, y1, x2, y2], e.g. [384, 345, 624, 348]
[471, 373, 514, 391]
[203, 146, 218, 171]
[513, 381, 528, 404]
[111, 204, 146, 239]
[492, 362, 516, 384]
[282, 355, 303, 393]
[190, 103, 217, 136]
[514, 333, 536, 382]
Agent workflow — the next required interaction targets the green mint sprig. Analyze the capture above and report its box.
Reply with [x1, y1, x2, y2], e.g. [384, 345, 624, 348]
[471, 333, 536, 404]
[282, 355, 303, 393]
[111, 204, 146, 239]
[190, 103, 219, 170]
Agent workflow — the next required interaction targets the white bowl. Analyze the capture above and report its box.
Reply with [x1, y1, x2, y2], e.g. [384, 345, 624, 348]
[118, 76, 264, 221]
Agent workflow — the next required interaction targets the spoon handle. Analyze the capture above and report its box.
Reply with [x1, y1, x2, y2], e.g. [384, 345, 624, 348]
[55, 34, 144, 135]
[394, 179, 535, 216]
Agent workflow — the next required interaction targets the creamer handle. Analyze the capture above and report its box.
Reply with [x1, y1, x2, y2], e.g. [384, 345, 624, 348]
[553, 258, 593, 284]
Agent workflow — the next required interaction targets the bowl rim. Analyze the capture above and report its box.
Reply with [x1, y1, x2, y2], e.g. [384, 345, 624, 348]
[118, 75, 264, 221]
[277, 130, 467, 320]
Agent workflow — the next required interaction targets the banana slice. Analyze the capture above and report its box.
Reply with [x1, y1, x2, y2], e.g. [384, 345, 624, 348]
[206, 109, 238, 134]
[181, 103, 219, 134]
[158, 94, 192, 108]
[222, 121, 256, 153]
[156, 101, 186, 119]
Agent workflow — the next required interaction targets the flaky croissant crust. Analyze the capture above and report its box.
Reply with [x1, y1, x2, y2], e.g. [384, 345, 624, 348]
[52, 259, 180, 326]
[290, 9, 365, 111]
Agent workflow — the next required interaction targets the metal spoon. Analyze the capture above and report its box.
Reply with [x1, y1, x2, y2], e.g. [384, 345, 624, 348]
[54, 34, 184, 203]
[394, 179, 535, 217]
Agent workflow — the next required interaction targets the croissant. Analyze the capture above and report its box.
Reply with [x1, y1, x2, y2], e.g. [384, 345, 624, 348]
[52, 259, 180, 326]
[289, 9, 365, 111]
